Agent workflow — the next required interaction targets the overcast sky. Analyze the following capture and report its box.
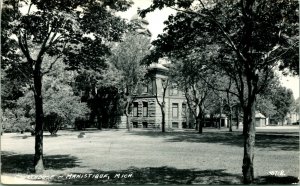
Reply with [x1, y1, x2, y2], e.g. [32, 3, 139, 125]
[117, 0, 176, 41]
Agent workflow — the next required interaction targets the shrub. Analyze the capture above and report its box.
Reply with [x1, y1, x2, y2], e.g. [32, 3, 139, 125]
[44, 112, 63, 135]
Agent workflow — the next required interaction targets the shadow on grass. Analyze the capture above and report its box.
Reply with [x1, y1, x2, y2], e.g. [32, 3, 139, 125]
[48, 166, 299, 185]
[256, 175, 299, 184]
[49, 166, 243, 184]
[129, 130, 299, 151]
[10, 133, 75, 139]
[1, 151, 81, 174]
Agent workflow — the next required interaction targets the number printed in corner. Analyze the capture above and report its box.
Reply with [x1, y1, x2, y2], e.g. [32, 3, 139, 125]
[268, 170, 286, 176]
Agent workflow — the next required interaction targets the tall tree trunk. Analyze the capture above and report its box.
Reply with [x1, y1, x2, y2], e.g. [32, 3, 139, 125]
[236, 107, 240, 129]
[219, 99, 222, 129]
[97, 114, 102, 130]
[161, 105, 165, 132]
[196, 116, 202, 134]
[125, 109, 131, 131]
[33, 61, 44, 174]
[229, 107, 233, 132]
[125, 96, 132, 131]
[195, 111, 199, 131]
[226, 89, 233, 132]
[197, 108, 203, 134]
[242, 100, 256, 184]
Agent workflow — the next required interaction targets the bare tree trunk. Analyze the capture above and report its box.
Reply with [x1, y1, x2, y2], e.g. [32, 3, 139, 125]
[195, 121, 199, 130]
[154, 78, 168, 133]
[161, 105, 165, 132]
[229, 106, 233, 132]
[197, 116, 202, 134]
[242, 100, 256, 184]
[97, 114, 102, 130]
[124, 95, 132, 131]
[126, 114, 131, 131]
[219, 101, 222, 129]
[197, 107, 203, 134]
[33, 60, 44, 174]
[236, 107, 240, 129]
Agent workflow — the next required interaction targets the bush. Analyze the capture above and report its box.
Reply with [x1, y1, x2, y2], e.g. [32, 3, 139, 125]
[44, 112, 63, 135]
[1, 109, 33, 133]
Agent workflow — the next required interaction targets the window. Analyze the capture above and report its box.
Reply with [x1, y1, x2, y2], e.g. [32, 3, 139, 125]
[142, 122, 148, 128]
[172, 122, 179, 128]
[143, 102, 148, 117]
[182, 103, 187, 117]
[133, 122, 138, 128]
[170, 83, 178, 95]
[133, 102, 138, 117]
[143, 84, 148, 93]
[172, 103, 178, 118]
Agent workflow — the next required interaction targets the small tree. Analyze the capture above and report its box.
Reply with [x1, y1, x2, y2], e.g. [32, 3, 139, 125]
[44, 113, 63, 135]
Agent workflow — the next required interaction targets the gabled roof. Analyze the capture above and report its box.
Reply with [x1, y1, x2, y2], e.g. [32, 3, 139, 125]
[214, 114, 227, 118]
[255, 112, 266, 118]
[148, 63, 169, 71]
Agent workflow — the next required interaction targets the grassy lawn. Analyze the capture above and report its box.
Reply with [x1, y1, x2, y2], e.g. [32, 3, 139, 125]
[1, 127, 299, 184]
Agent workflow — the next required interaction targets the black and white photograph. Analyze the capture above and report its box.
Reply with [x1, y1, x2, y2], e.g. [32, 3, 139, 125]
[1, 0, 299, 184]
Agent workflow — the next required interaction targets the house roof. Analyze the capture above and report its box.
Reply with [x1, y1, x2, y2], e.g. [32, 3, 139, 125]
[214, 114, 227, 118]
[255, 112, 266, 118]
[131, 14, 149, 25]
[148, 63, 169, 71]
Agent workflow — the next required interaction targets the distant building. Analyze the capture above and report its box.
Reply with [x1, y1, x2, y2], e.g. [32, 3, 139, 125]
[213, 114, 228, 127]
[286, 111, 299, 125]
[119, 60, 192, 129]
[255, 112, 267, 127]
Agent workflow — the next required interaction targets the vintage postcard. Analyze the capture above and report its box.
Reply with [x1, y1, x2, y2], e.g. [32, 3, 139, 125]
[1, 0, 299, 185]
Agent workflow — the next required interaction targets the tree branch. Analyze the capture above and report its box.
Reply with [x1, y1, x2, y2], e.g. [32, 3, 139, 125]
[198, 74, 240, 97]
[265, 41, 298, 64]
[154, 77, 162, 108]
[184, 83, 197, 118]
[36, 22, 52, 61]
[18, 31, 32, 63]
[198, 0, 247, 62]
[42, 42, 67, 75]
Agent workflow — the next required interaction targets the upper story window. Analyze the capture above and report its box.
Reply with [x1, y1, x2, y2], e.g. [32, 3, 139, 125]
[143, 84, 148, 93]
[170, 83, 178, 96]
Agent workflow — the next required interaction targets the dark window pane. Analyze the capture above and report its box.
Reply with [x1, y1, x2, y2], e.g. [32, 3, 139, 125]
[172, 122, 179, 128]
[143, 122, 148, 128]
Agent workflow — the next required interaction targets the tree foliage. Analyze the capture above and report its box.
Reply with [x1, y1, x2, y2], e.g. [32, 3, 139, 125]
[270, 86, 295, 123]
[14, 60, 90, 134]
